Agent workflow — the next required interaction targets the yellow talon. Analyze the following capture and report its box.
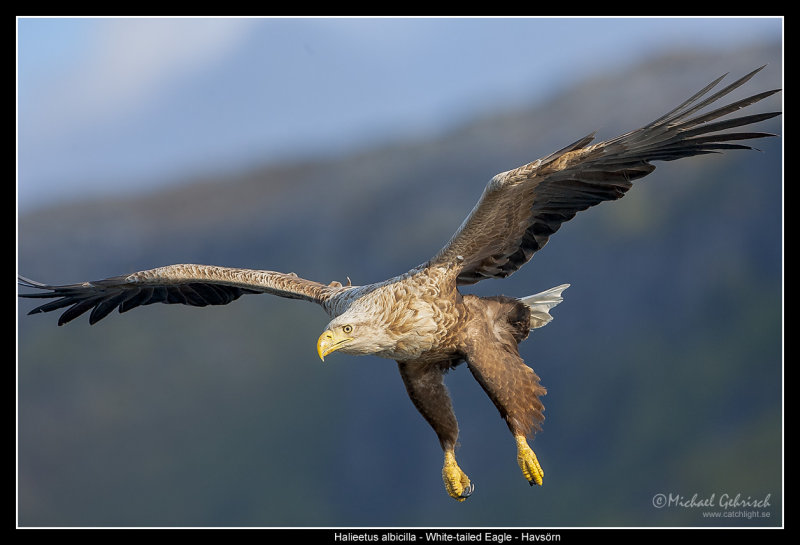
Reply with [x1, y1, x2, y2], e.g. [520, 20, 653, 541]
[442, 450, 474, 501]
[516, 435, 544, 486]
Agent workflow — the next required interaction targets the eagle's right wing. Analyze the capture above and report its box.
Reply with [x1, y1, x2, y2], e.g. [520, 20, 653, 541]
[19, 264, 348, 325]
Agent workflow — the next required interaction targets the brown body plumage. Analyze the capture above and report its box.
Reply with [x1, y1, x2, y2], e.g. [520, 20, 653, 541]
[19, 67, 780, 500]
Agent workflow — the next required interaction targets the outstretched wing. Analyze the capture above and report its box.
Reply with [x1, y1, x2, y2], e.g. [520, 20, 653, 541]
[429, 66, 781, 285]
[19, 264, 345, 325]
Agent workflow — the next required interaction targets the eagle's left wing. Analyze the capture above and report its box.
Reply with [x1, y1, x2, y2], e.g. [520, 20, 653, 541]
[428, 67, 780, 286]
[19, 264, 347, 325]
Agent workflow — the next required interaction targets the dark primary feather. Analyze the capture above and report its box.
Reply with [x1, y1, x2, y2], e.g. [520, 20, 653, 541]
[431, 66, 780, 286]
[18, 264, 344, 325]
[18, 276, 259, 326]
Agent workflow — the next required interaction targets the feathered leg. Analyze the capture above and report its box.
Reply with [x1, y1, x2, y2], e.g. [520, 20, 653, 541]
[466, 347, 547, 487]
[397, 359, 474, 501]
[461, 296, 548, 487]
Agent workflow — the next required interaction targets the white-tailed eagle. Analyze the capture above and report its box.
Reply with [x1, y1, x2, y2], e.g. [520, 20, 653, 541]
[19, 67, 780, 501]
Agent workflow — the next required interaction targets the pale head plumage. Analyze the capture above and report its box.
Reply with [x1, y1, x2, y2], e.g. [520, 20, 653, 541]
[318, 311, 398, 359]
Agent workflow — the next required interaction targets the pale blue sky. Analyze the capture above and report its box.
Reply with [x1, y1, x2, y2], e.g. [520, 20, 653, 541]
[16, 17, 782, 211]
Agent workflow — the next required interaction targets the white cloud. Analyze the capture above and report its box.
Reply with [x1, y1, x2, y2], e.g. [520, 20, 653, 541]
[23, 18, 256, 138]
[90, 19, 253, 115]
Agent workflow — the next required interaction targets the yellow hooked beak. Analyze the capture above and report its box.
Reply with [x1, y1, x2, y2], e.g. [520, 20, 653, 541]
[317, 329, 353, 361]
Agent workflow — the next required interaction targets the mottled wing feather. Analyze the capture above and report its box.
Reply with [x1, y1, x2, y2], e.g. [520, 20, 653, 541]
[19, 264, 343, 325]
[430, 66, 780, 285]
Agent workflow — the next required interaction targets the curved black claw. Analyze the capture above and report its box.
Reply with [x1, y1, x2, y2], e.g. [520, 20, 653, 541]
[460, 482, 475, 499]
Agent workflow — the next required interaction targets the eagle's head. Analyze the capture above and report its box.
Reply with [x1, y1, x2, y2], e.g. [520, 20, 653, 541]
[316, 314, 396, 360]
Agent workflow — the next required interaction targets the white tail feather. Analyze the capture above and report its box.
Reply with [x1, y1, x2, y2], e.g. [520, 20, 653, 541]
[520, 284, 570, 329]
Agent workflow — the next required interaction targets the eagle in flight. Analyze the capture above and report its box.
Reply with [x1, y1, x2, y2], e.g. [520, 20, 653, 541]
[19, 67, 780, 501]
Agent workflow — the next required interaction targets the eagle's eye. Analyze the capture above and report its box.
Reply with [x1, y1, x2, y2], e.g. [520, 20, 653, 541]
[342, 324, 353, 334]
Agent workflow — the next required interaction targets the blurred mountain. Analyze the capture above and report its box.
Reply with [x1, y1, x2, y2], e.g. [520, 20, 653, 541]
[17, 44, 782, 527]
